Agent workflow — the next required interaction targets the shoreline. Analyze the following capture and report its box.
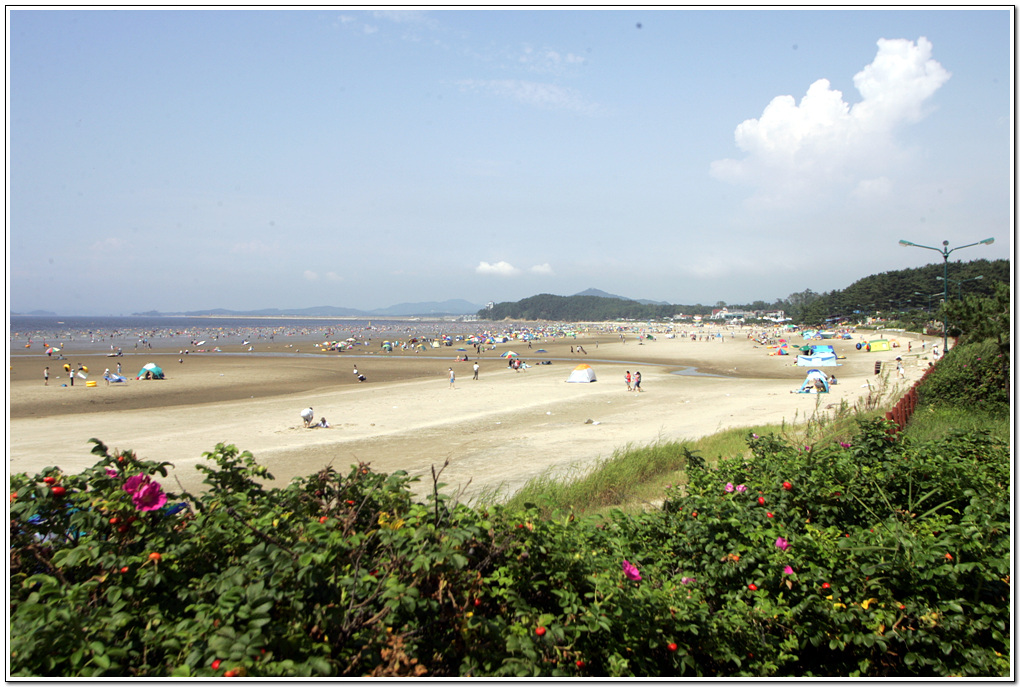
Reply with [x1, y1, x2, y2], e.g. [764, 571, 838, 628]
[9, 327, 936, 502]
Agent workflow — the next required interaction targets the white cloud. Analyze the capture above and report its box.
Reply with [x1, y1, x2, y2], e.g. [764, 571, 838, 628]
[324, 271, 343, 282]
[230, 240, 277, 255]
[454, 79, 603, 115]
[303, 270, 319, 281]
[529, 263, 554, 275]
[710, 37, 950, 207]
[90, 237, 123, 253]
[476, 260, 520, 276]
[516, 44, 587, 74]
[851, 177, 893, 201]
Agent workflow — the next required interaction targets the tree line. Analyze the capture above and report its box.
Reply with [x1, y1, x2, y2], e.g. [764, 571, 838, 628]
[476, 259, 1009, 325]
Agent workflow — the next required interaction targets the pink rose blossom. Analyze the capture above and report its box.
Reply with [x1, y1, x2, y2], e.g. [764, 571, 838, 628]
[132, 481, 167, 512]
[105, 468, 119, 478]
[725, 483, 735, 493]
[775, 537, 790, 552]
[622, 560, 642, 582]
[783, 565, 794, 575]
[735, 484, 747, 493]
[123, 474, 148, 495]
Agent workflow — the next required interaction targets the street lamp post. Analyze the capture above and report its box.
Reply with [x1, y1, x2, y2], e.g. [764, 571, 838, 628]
[913, 291, 943, 312]
[899, 238, 994, 353]
[936, 274, 984, 300]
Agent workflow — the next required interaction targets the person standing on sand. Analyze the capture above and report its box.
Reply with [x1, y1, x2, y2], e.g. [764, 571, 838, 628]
[473, 362, 479, 380]
[44, 367, 49, 386]
[634, 370, 642, 392]
[625, 371, 632, 391]
[449, 368, 456, 388]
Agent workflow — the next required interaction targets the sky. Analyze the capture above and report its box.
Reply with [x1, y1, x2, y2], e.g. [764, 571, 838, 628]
[7, 8, 1013, 315]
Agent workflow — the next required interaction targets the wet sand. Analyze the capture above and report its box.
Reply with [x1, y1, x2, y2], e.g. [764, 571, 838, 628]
[8, 326, 935, 502]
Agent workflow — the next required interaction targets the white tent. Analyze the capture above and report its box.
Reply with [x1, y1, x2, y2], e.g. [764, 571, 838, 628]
[566, 363, 597, 383]
[795, 369, 830, 393]
[796, 351, 839, 367]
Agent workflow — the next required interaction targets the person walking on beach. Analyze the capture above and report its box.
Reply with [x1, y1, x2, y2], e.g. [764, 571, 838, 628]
[448, 368, 456, 388]
[634, 370, 643, 392]
[44, 367, 49, 386]
[473, 362, 479, 380]
[625, 371, 632, 391]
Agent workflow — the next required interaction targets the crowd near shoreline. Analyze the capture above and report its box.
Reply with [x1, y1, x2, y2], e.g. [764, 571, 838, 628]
[9, 316, 939, 501]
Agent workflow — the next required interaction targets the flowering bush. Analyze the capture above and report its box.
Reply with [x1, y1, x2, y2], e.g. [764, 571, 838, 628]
[9, 419, 1010, 677]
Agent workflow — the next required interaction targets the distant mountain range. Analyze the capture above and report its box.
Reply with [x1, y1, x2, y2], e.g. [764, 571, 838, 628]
[571, 288, 671, 306]
[12, 289, 666, 319]
[129, 299, 485, 318]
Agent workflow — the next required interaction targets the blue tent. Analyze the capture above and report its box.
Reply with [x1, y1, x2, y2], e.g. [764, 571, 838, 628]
[796, 369, 830, 393]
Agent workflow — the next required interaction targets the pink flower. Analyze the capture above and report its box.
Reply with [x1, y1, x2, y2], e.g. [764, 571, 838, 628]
[122, 473, 167, 511]
[123, 474, 149, 495]
[725, 483, 735, 493]
[132, 481, 167, 512]
[681, 577, 695, 585]
[783, 565, 794, 575]
[839, 442, 851, 449]
[735, 484, 747, 493]
[775, 537, 790, 552]
[622, 560, 642, 582]
[105, 468, 119, 478]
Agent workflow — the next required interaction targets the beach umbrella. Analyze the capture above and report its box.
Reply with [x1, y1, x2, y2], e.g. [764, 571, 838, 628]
[501, 351, 519, 358]
[536, 349, 547, 353]
[457, 348, 467, 351]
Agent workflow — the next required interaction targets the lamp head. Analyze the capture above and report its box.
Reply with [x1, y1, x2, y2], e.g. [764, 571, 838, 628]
[898, 240, 913, 247]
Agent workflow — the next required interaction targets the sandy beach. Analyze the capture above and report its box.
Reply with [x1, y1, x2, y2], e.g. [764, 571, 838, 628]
[8, 324, 937, 502]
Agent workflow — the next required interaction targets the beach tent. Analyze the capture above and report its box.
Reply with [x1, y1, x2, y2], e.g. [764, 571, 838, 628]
[136, 363, 164, 380]
[796, 351, 838, 366]
[795, 369, 830, 393]
[868, 339, 892, 352]
[107, 373, 127, 383]
[566, 363, 597, 383]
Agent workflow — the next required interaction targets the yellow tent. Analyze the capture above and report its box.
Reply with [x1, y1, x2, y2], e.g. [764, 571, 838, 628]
[868, 339, 892, 352]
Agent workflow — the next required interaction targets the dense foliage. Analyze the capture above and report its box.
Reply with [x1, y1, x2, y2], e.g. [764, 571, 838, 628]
[475, 259, 1008, 325]
[797, 258, 1009, 326]
[916, 281, 1010, 414]
[10, 417, 1010, 677]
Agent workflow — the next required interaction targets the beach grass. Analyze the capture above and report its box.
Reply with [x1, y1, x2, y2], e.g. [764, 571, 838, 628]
[476, 422, 793, 518]
[900, 403, 1010, 443]
[475, 398, 896, 519]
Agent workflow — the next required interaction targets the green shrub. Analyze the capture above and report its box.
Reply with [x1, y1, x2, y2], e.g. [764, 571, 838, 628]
[9, 421, 1010, 677]
[918, 339, 1009, 414]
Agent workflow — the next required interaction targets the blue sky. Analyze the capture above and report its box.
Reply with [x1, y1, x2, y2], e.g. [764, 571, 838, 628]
[8, 8, 1012, 315]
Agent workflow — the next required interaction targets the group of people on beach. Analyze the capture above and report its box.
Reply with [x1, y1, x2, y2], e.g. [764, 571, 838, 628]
[625, 370, 642, 392]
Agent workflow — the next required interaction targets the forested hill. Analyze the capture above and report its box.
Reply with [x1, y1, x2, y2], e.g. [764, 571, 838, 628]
[475, 258, 1010, 323]
[797, 258, 1009, 323]
[480, 294, 699, 322]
